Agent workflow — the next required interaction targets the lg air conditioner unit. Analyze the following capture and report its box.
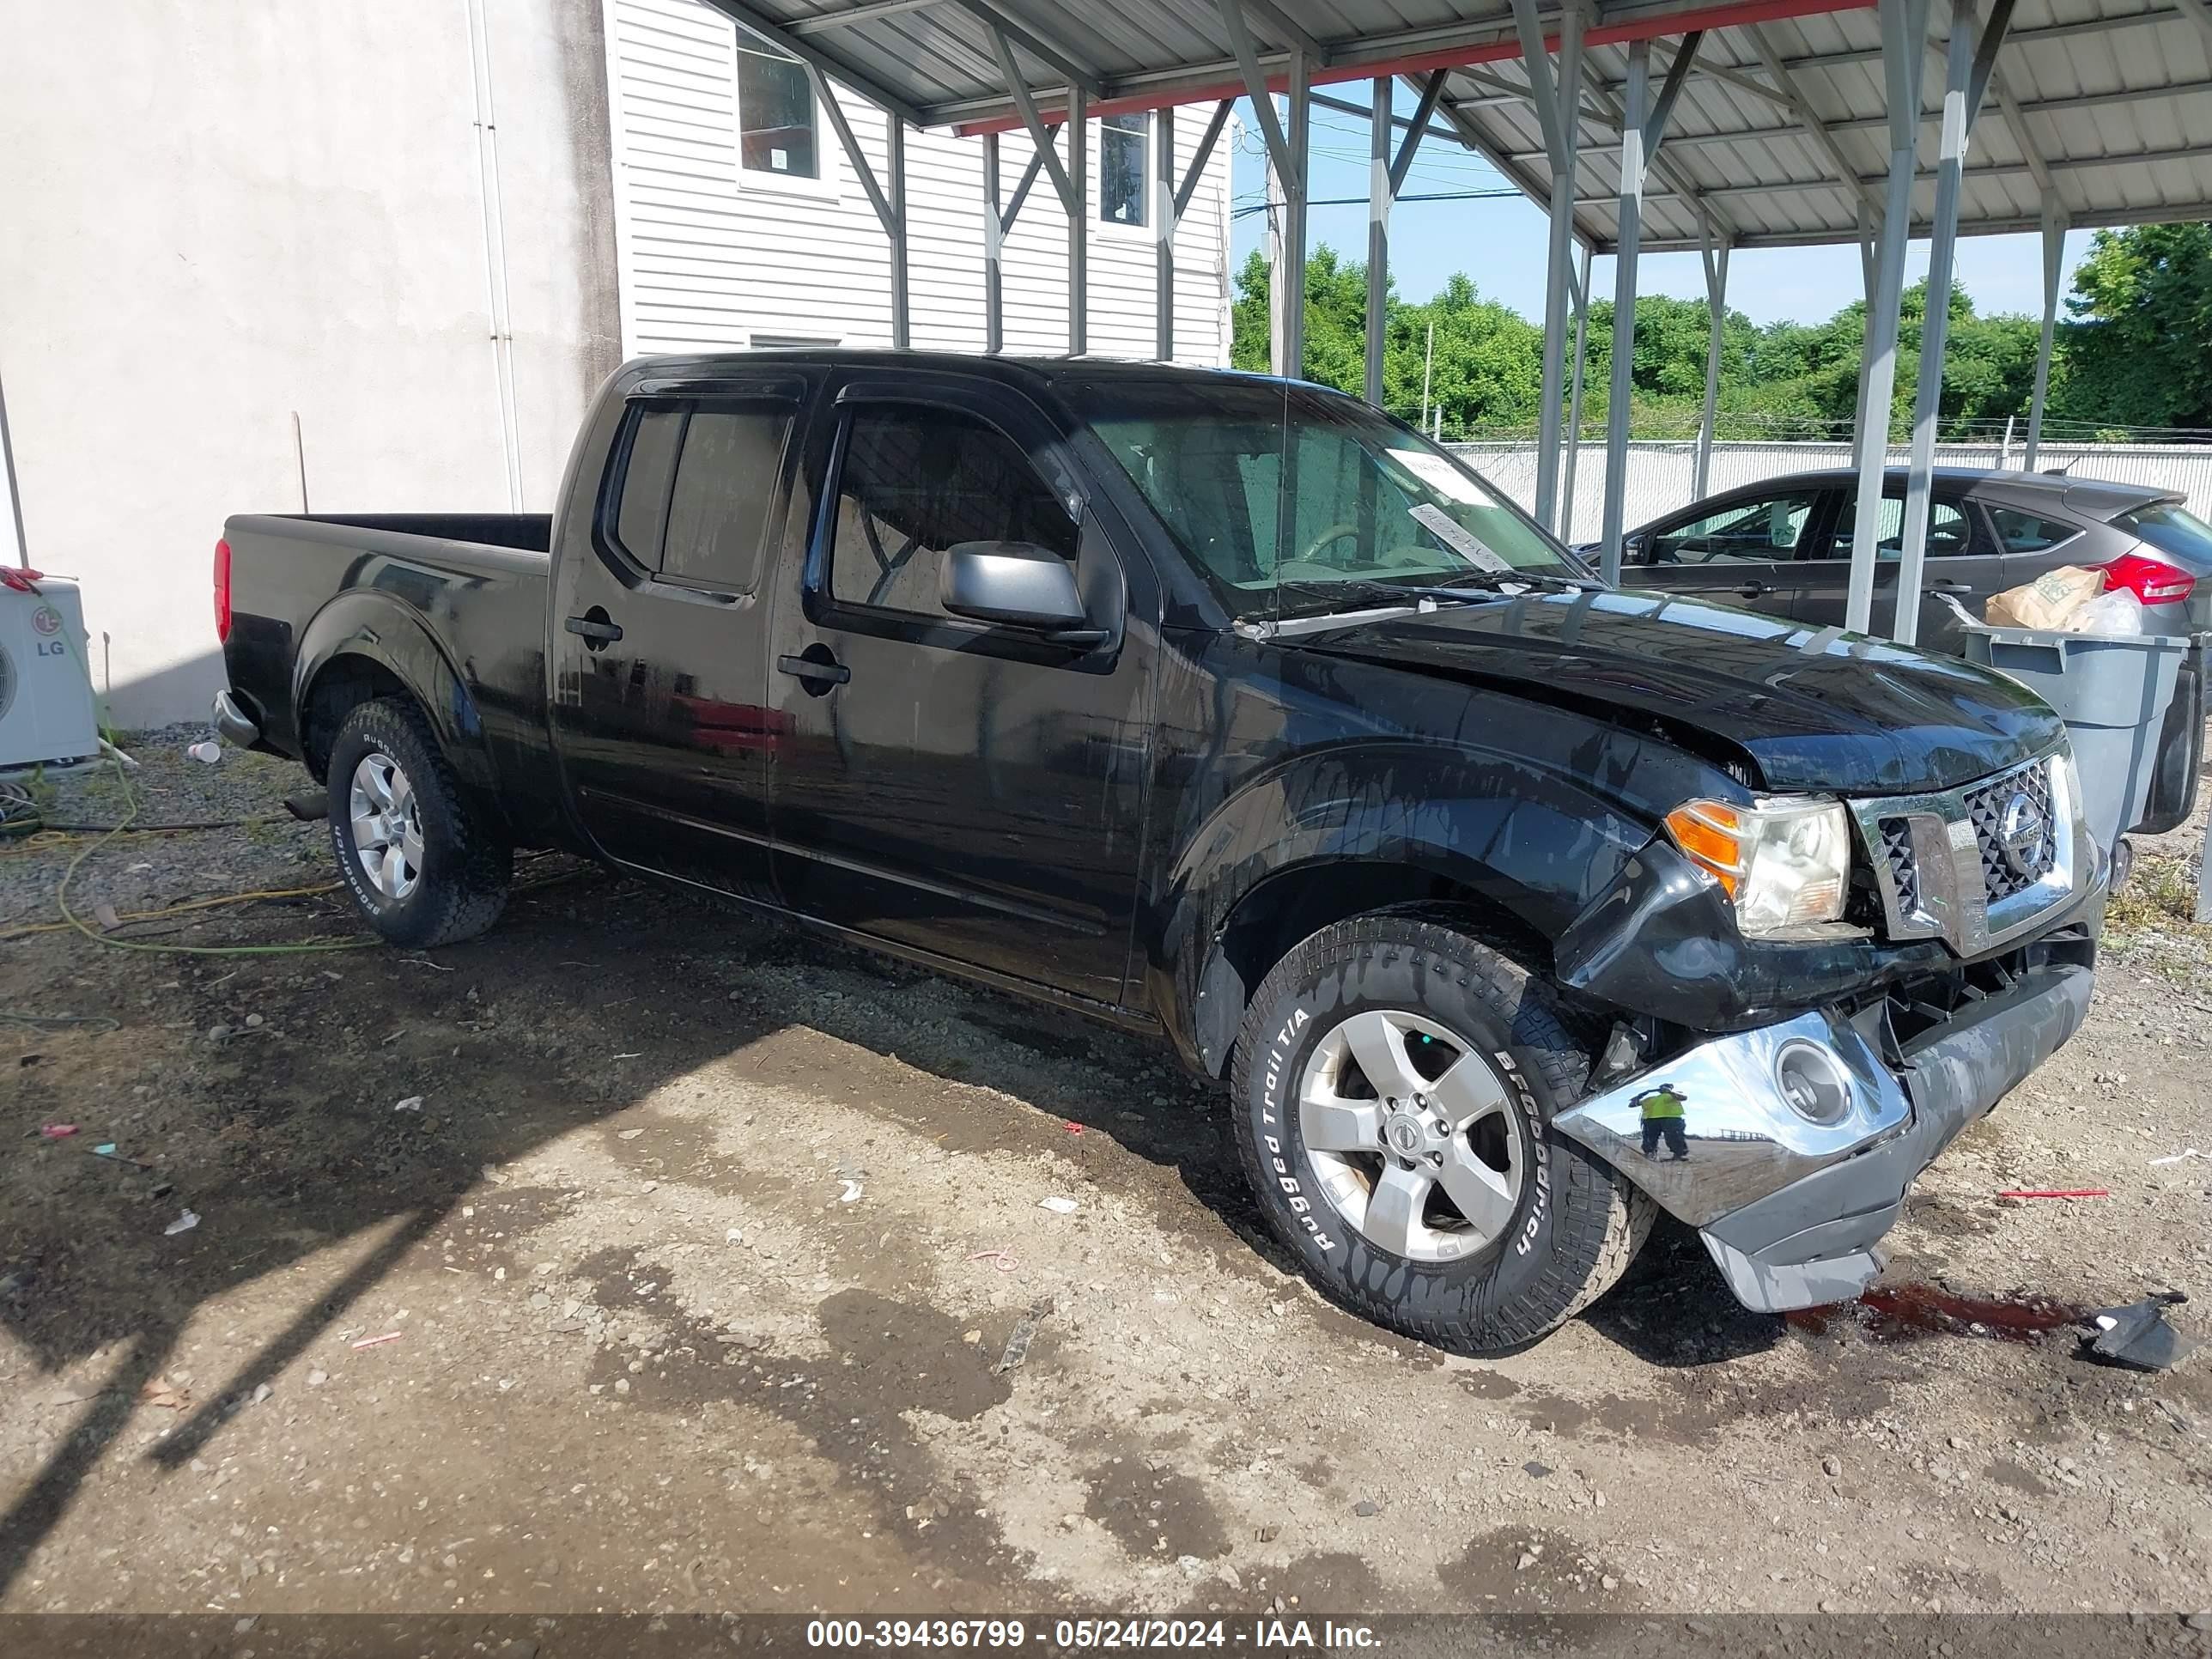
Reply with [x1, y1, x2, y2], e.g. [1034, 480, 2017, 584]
[0, 574, 101, 768]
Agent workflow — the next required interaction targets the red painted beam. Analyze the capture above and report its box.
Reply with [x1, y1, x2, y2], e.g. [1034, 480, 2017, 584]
[953, 0, 1872, 135]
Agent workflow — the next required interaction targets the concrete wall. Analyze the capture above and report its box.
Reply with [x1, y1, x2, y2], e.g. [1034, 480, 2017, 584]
[0, 0, 622, 727]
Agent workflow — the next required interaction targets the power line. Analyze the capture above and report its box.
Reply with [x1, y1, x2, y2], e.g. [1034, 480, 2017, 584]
[1231, 189, 1522, 220]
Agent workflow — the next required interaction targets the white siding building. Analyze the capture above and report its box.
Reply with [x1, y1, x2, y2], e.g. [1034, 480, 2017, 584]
[601, 0, 1236, 362]
[0, 0, 1236, 728]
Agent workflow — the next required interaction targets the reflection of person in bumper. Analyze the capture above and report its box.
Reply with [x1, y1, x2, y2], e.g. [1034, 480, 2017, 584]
[1635, 1085, 1690, 1161]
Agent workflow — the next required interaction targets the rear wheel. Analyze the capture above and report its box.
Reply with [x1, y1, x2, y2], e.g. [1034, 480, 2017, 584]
[326, 698, 511, 947]
[1231, 908, 1651, 1352]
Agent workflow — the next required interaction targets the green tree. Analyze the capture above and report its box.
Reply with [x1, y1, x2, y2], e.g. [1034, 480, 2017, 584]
[2053, 223, 2212, 428]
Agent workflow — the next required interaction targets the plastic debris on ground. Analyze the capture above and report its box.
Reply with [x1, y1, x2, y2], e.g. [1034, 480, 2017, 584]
[39, 1124, 77, 1139]
[1037, 1195, 1079, 1214]
[992, 1295, 1054, 1376]
[93, 1142, 152, 1167]
[350, 1331, 404, 1350]
[186, 740, 222, 764]
[164, 1210, 200, 1236]
[2080, 1291, 2198, 1372]
[967, 1249, 1019, 1273]
[1999, 1188, 2110, 1200]
[139, 1376, 190, 1411]
[837, 1179, 864, 1204]
[392, 1096, 423, 1112]
[2150, 1148, 2209, 1165]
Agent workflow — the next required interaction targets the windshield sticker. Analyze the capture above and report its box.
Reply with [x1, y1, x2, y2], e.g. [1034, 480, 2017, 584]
[1389, 448, 1487, 504]
[1408, 503, 1514, 574]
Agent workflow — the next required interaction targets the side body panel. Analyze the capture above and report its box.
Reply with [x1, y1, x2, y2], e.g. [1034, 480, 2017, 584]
[221, 513, 567, 845]
[763, 368, 1163, 1006]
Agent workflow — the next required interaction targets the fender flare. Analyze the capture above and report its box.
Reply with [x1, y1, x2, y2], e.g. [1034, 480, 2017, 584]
[294, 591, 503, 827]
[1148, 741, 1657, 1073]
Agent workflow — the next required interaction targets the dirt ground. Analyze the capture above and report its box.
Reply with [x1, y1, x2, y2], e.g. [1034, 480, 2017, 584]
[2, 735, 2209, 1623]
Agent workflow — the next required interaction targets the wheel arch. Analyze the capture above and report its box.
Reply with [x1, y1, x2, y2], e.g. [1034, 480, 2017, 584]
[1151, 745, 1655, 1078]
[294, 592, 506, 835]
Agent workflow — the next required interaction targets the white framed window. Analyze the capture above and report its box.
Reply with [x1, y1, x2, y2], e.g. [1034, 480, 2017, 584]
[1100, 112, 1148, 228]
[737, 40, 818, 180]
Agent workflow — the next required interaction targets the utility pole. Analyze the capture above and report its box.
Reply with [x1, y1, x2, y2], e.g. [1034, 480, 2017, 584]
[1420, 321, 1435, 434]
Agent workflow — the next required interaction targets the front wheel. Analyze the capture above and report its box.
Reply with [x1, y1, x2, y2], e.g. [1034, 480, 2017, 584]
[1231, 908, 1651, 1353]
[326, 697, 511, 948]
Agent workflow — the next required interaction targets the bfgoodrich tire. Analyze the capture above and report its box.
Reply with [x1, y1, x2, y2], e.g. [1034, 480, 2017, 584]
[1231, 907, 1652, 1353]
[326, 697, 512, 948]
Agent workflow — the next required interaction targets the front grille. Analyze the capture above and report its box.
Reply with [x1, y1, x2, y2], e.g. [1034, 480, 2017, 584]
[1878, 817, 1919, 914]
[1963, 760, 2057, 902]
[1845, 749, 2079, 957]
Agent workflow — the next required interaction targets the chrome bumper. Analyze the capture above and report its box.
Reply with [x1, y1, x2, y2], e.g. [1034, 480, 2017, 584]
[1554, 963, 2095, 1312]
[211, 690, 261, 749]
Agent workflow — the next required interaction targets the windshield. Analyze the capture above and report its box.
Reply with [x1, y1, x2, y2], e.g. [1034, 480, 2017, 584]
[1077, 379, 1592, 617]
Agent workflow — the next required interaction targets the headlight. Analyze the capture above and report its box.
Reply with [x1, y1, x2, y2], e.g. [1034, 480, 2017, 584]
[1664, 795, 1850, 935]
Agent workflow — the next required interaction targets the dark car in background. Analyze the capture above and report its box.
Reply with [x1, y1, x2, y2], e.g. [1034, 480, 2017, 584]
[1605, 465, 2211, 833]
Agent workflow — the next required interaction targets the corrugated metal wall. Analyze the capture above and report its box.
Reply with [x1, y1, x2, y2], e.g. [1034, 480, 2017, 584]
[602, 0, 1234, 362]
[1451, 440, 2212, 543]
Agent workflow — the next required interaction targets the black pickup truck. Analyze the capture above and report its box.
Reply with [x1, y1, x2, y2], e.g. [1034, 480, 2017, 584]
[215, 353, 2106, 1352]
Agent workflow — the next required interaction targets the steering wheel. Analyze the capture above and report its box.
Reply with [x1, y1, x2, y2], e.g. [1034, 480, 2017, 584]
[1296, 522, 1360, 565]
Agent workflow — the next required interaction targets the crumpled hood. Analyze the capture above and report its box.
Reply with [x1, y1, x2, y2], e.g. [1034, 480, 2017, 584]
[1296, 587, 2066, 793]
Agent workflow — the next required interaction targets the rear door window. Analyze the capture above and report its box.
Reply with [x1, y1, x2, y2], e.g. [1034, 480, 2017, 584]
[1987, 507, 2081, 555]
[1827, 495, 1979, 561]
[661, 408, 794, 591]
[608, 401, 795, 592]
[613, 409, 684, 568]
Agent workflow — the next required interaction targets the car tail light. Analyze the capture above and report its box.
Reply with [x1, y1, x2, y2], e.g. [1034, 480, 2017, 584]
[214, 538, 233, 642]
[2102, 550, 2195, 605]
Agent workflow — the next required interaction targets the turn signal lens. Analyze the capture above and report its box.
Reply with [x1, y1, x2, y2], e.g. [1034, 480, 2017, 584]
[1665, 801, 1745, 896]
[1666, 796, 1851, 935]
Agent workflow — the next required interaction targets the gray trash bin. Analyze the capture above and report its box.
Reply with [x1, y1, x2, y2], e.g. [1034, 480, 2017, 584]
[1955, 620, 2187, 859]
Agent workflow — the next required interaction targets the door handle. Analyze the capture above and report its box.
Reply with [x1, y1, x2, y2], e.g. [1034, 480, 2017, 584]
[564, 613, 624, 646]
[1734, 580, 1766, 599]
[1932, 579, 1974, 595]
[778, 650, 850, 688]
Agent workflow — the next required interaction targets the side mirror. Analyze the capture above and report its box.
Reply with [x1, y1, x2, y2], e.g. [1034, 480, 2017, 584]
[941, 541, 1092, 633]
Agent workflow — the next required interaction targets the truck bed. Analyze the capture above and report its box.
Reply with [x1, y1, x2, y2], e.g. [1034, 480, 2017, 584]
[219, 510, 562, 842]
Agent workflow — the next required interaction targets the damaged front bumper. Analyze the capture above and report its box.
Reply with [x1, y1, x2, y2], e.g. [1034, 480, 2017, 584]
[1553, 957, 2095, 1313]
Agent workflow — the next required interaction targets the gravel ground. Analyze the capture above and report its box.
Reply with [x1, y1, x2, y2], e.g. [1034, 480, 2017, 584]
[1, 730, 2208, 1626]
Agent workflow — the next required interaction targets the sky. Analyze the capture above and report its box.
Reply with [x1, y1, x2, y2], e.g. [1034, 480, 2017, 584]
[1227, 96, 2096, 329]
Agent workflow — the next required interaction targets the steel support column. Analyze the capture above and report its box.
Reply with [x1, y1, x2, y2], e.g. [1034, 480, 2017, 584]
[1694, 216, 1729, 498]
[1601, 40, 1650, 583]
[1221, 0, 1307, 378]
[1367, 78, 1391, 405]
[1894, 9, 1978, 645]
[814, 71, 909, 350]
[1363, 71, 1446, 407]
[1561, 240, 1593, 544]
[1516, 0, 1586, 532]
[1844, 0, 1931, 635]
[2025, 199, 2066, 468]
[887, 115, 909, 347]
[1068, 84, 1088, 355]
[987, 27, 1085, 356]
[1156, 100, 1234, 364]
[984, 131, 1004, 353]
[1156, 106, 1176, 361]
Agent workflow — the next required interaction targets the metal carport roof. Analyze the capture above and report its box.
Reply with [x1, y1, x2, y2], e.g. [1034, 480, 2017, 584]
[710, 0, 2212, 252]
